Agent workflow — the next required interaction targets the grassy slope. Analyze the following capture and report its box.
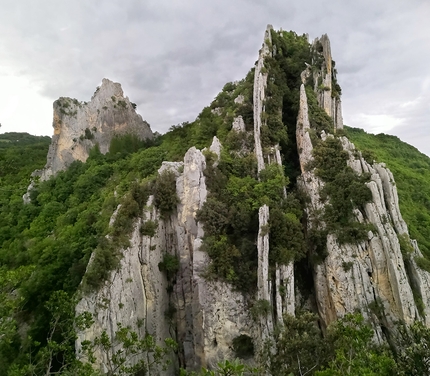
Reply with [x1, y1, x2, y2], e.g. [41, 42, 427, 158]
[345, 126, 430, 257]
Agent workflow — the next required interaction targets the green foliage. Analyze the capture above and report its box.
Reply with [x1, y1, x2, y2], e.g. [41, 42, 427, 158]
[0, 132, 51, 148]
[415, 256, 430, 273]
[5, 291, 96, 375]
[80, 322, 177, 376]
[201, 235, 242, 284]
[84, 128, 94, 140]
[316, 314, 397, 375]
[158, 254, 180, 284]
[250, 299, 272, 320]
[268, 193, 306, 265]
[262, 312, 329, 376]
[305, 86, 334, 136]
[398, 233, 414, 258]
[181, 359, 259, 376]
[153, 170, 179, 219]
[308, 136, 372, 247]
[0, 134, 163, 372]
[198, 149, 305, 292]
[83, 242, 121, 292]
[263, 313, 399, 376]
[361, 149, 377, 164]
[117, 99, 127, 109]
[262, 30, 311, 182]
[109, 134, 154, 156]
[140, 220, 158, 237]
[394, 321, 430, 375]
[341, 261, 353, 272]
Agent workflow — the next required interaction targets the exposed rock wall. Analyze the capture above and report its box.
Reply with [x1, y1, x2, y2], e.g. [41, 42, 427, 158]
[253, 25, 272, 173]
[76, 199, 172, 375]
[296, 75, 430, 334]
[257, 204, 273, 338]
[172, 138, 254, 370]
[77, 138, 254, 373]
[312, 35, 343, 131]
[409, 241, 430, 326]
[39, 78, 152, 180]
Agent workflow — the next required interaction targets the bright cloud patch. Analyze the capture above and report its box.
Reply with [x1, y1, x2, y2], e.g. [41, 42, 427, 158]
[352, 113, 404, 134]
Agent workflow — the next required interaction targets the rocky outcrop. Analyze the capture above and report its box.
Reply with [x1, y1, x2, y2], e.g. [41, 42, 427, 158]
[257, 204, 273, 339]
[76, 199, 172, 375]
[38, 78, 152, 180]
[165, 138, 254, 371]
[253, 25, 272, 173]
[77, 137, 254, 373]
[232, 116, 246, 132]
[296, 75, 430, 334]
[312, 35, 343, 131]
[253, 26, 295, 339]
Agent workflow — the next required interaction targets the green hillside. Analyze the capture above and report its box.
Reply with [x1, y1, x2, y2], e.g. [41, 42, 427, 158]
[345, 126, 430, 257]
[0, 85, 250, 373]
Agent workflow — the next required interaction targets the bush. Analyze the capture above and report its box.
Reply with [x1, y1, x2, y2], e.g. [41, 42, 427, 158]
[84, 128, 94, 140]
[140, 220, 158, 237]
[309, 136, 372, 247]
[251, 299, 272, 320]
[83, 243, 120, 291]
[111, 196, 140, 240]
[153, 171, 179, 219]
[158, 254, 180, 281]
[398, 233, 414, 258]
[415, 256, 430, 273]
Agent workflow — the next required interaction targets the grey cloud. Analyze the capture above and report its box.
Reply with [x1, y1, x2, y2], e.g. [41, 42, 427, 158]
[1, 0, 430, 155]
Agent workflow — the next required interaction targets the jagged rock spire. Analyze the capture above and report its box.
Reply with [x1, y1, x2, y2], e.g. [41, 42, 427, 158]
[312, 34, 343, 131]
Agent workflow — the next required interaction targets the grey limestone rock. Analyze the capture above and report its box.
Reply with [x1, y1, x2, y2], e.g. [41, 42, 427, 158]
[41, 78, 153, 179]
[232, 115, 246, 132]
[76, 198, 172, 375]
[312, 35, 343, 131]
[77, 142, 255, 373]
[253, 25, 272, 173]
[173, 144, 253, 371]
[296, 79, 429, 331]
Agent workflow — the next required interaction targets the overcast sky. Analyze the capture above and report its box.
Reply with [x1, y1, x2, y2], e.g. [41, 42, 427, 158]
[1, 0, 429, 155]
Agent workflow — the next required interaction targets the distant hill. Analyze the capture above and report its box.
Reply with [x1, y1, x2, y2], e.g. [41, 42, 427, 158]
[0, 132, 50, 148]
[0, 132, 50, 188]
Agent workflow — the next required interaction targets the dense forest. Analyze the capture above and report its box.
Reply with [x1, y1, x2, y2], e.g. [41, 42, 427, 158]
[2, 29, 430, 375]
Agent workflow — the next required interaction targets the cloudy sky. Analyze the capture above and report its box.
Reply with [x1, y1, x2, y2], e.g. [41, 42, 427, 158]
[1, 0, 429, 155]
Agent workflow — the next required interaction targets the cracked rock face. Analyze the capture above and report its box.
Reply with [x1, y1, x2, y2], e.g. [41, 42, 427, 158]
[75, 199, 172, 375]
[41, 78, 153, 180]
[77, 138, 254, 373]
[296, 81, 430, 333]
[312, 34, 343, 131]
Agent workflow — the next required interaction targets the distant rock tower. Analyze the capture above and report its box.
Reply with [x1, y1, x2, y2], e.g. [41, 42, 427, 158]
[41, 78, 152, 180]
